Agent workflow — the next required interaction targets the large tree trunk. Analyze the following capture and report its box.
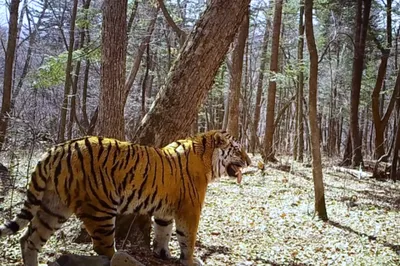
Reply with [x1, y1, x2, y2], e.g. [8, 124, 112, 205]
[263, 0, 283, 162]
[250, 21, 270, 154]
[133, 0, 251, 147]
[98, 0, 127, 139]
[0, 0, 20, 150]
[97, 0, 151, 248]
[227, 10, 249, 138]
[348, 0, 371, 167]
[305, 0, 328, 221]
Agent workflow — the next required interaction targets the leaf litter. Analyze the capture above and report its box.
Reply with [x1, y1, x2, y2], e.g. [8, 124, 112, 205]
[0, 154, 399, 265]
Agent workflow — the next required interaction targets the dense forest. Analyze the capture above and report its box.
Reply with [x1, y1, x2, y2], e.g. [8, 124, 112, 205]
[0, 0, 399, 265]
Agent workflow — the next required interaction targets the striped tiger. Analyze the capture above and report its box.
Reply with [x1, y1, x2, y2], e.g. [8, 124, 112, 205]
[0, 130, 251, 266]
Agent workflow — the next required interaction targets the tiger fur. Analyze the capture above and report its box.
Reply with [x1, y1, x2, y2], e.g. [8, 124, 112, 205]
[0, 130, 251, 266]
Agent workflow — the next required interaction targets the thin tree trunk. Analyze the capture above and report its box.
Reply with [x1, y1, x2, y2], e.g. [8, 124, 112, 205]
[349, 0, 371, 167]
[58, 0, 78, 143]
[124, 6, 159, 105]
[305, 0, 328, 221]
[251, 21, 270, 153]
[0, 0, 20, 150]
[263, 0, 283, 162]
[297, 1, 305, 162]
[227, 10, 249, 138]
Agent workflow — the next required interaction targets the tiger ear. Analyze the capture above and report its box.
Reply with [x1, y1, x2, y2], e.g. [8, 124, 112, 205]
[214, 132, 229, 148]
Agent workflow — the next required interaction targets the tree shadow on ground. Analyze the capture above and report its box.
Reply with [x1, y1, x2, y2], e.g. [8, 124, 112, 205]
[196, 240, 312, 266]
[328, 220, 400, 255]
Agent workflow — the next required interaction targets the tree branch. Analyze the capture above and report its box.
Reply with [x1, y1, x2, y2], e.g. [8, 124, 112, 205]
[157, 0, 187, 46]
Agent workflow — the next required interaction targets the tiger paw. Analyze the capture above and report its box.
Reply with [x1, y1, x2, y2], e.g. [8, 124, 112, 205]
[153, 246, 171, 260]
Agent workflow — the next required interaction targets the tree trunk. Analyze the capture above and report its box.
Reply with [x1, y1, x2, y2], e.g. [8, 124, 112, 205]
[263, 0, 283, 162]
[0, 0, 20, 150]
[349, 0, 371, 167]
[133, 0, 251, 147]
[97, 0, 151, 248]
[124, 6, 159, 104]
[305, 0, 328, 221]
[296, 1, 305, 162]
[58, 0, 78, 143]
[250, 21, 270, 154]
[227, 10, 249, 138]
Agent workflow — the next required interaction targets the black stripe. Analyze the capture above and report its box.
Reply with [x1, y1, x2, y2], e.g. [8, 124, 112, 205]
[85, 138, 99, 189]
[79, 213, 115, 222]
[113, 140, 120, 165]
[65, 143, 73, 206]
[102, 142, 113, 169]
[27, 191, 41, 205]
[16, 209, 34, 221]
[41, 205, 67, 220]
[98, 137, 104, 161]
[5, 221, 19, 233]
[93, 227, 115, 236]
[75, 142, 88, 193]
[119, 190, 136, 214]
[38, 215, 53, 231]
[150, 186, 158, 205]
[133, 201, 143, 213]
[36, 161, 47, 184]
[202, 136, 207, 156]
[54, 147, 66, 195]
[105, 241, 115, 248]
[163, 151, 173, 179]
[31, 173, 45, 192]
[99, 223, 114, 228]
[176, 230, 185, 237]
[142, 195, 150, 210]
[176, 149, 186, 209]
[154, 148, 165, 185]
[151, 158, 157, 188]
[154, 219, 172, 227]
[41, 149, 52, 176]
[184, 148, 197, 205]
[154, 200, 163, 212]
[123, 144, 131, 170]
[87, 203, 117, 216]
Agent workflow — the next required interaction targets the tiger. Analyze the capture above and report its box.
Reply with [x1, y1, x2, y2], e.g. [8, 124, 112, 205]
[0, 130, 251, 266]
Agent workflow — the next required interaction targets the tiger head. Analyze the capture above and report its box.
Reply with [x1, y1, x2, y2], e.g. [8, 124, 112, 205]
[211, 131, 251, 184]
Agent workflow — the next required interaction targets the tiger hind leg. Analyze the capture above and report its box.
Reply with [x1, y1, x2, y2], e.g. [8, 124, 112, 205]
[81, 214, 116, 258]
[152, 217, 173, 259]
[20, 191, 71, 266]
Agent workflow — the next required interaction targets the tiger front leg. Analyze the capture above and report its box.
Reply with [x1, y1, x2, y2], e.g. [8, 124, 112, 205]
[153, 217, 173, 259]
[174, 211, 204, 266]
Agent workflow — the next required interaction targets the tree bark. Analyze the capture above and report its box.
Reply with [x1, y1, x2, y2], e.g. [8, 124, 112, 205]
[133, 0, 251, 147]
[250, 21, 270, 153]
[227, 10, 249, 138]
[0, 0, 20, 150]
[58, 0, 78, 143]
[348, 0, 371, 167]
[124, 6, 159, 104]
[296, 1, 305, 162]
[305, 0, 328, 221]
[263, 0, 283, 162]
[98, 0, 127, 140]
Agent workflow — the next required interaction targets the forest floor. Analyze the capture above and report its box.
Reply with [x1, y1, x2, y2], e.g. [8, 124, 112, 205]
[0, 154, 399, 266]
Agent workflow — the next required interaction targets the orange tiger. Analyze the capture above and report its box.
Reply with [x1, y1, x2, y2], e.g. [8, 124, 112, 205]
[0, 130, 251, 266]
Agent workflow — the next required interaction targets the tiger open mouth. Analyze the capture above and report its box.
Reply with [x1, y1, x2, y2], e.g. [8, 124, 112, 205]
[226, 163, 243, 184]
